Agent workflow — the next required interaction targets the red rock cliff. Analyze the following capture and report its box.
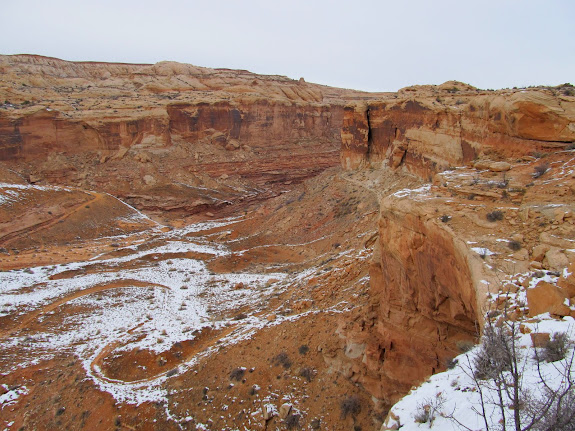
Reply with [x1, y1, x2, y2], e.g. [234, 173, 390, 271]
[342, 84, 575, 178]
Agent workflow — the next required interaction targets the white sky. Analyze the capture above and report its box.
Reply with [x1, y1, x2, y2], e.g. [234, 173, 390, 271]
[1, 0, 573, 92]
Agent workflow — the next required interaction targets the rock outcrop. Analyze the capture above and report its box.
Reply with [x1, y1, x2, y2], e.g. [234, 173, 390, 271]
[0, 54, 386, 218]
[341, 87, 575, 179]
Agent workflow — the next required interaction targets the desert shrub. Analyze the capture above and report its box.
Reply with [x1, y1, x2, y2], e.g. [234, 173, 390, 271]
[230, 367, 245, 381]
[298, 344, 309, 355]
[340, 395, 361, 419]
[473, 326, 514, 380]
[299, 367, 314, 382]
[533, 163, 549, 178]
[414, 404, 430, 424]
[414, 395, 445, 425]
[530, 387, 575, 430]
[285, 413, 301, 430]
[440, 215, 451, 223]
[272, 352, 292, 369]
[508, 240, 522, 251]
[542, 332, 569, 363]
[446, 358, 458, 369]
[456, 340, 475, 353]
[310, 418, 321, 429]
[486, 210, 504, 222]
[166, 368, 178, 377]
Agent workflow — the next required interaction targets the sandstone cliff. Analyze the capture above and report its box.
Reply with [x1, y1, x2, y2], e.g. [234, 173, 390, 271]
[0, 55, 387, 220]
[341, 82, 575, 178]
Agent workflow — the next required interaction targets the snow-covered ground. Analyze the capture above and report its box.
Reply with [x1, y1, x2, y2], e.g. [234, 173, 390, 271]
[0, 217, 287, 405]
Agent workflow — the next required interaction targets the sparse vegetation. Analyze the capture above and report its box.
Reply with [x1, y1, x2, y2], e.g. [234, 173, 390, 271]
[299, 367, 315, 382]
[340, 395, 361, 419]
[414, 394, 445, 425]
[272, 352, 292, 369]
[310, 418, 321, 429]
[472, 326, 513, 380]
[229, 367, 246, 381]
[298, 344, 309, 355]
[446, 358, 458, 369]
[533, 163, 549, 178]
[455, 297, 575, 431]
[456, 340, 475, 353]
[440, 215, 451, 223]
[285, 413, 301, 430]
[508, 240, 521, 251]
[486, 210, 504, 222]
[540, 332, 569, 363]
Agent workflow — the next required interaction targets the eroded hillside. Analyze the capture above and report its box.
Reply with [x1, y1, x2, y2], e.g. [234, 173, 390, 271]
[1, 55, 575, 430]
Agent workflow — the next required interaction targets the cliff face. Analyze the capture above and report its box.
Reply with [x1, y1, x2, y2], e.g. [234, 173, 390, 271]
[341, 85, 575, 178]
[0, 55, 383, 218]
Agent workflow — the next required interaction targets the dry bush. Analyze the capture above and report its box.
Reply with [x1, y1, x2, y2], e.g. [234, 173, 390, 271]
[473, 326, 514, 380]
[542, 332, 569, 363]
[486, 210, 504, 222]
[229, 367, 245, 381]
[299, 367, 314, 382]
[340, 395, 362, 419]
[285, 413, 301, 430]
[533, 164, 549, 178]
[272, 352, 292, 369]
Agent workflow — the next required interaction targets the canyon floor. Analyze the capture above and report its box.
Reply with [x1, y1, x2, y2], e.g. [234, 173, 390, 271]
[3, 149, 575, 430]
[0, 165, 413, 430]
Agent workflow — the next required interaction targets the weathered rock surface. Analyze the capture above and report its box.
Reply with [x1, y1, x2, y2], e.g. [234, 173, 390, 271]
[341, 88, 575, 178]
[0, 55, 387, 218]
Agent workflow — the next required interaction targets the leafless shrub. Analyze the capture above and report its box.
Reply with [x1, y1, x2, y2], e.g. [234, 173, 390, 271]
[486, 210, 504, 222]
[508, 240, 522, 251]
[285, 413, 301, 430]
[340, 395, 362, 419]
[310, 418, 321, 429]
[414, 394, 445, 425]
[299, 367, 315, 382]
[456, 292, 575, 431]
[533, 163, 549, 178]
[272, 352, 292, 369]
[542, 332, 569, 363]
[230, 367, 245, 381]
[456, 340, 475, 353]
[472, 326, 514, 380]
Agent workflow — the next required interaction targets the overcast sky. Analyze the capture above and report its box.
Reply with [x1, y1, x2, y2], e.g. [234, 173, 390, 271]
[1, 0, 573, 92]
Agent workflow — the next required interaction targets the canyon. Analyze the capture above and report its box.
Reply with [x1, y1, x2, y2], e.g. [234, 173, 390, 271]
[1, 54, 575, 430]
